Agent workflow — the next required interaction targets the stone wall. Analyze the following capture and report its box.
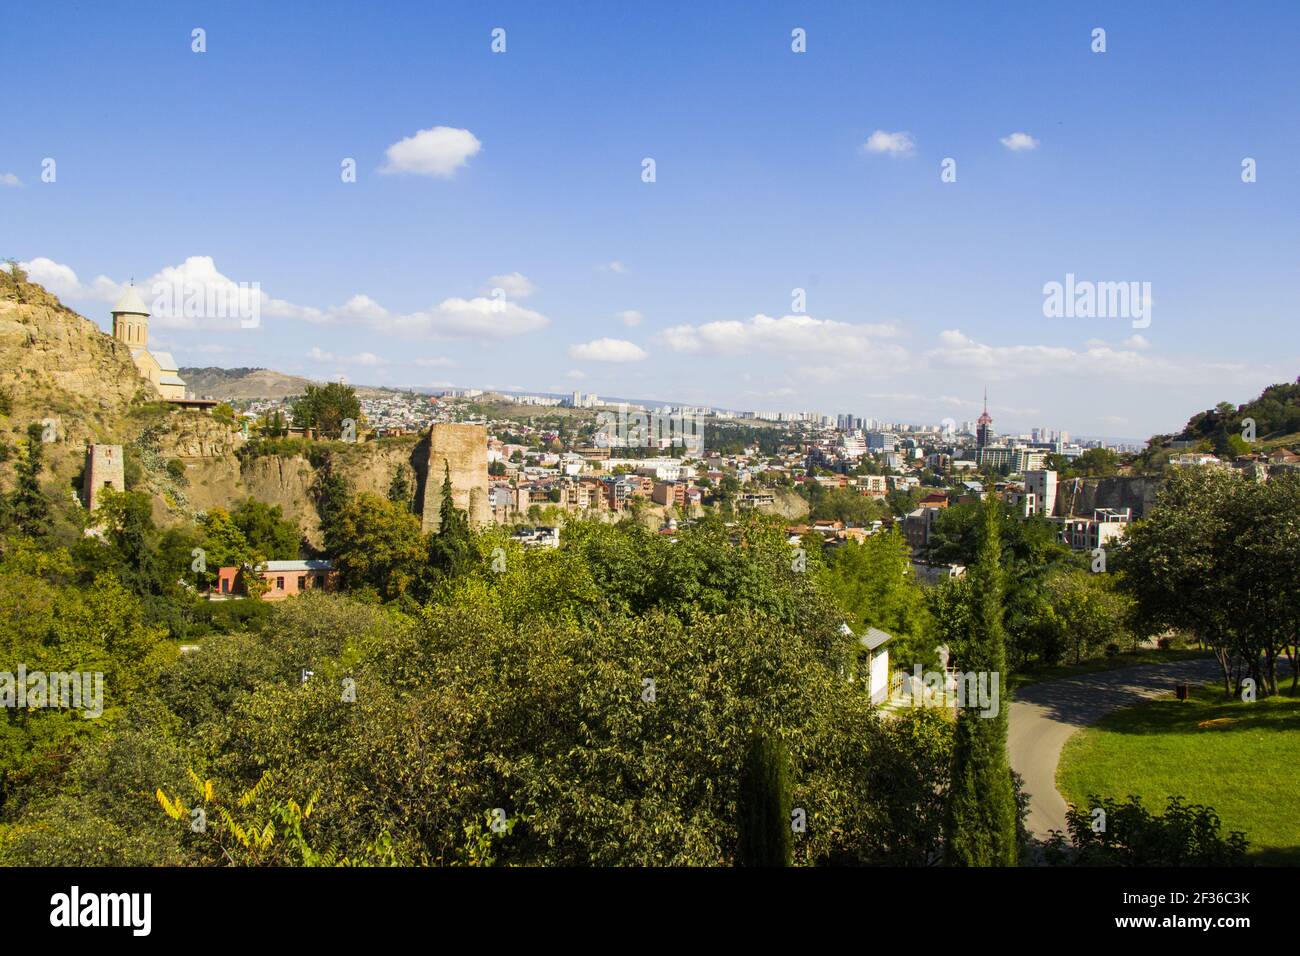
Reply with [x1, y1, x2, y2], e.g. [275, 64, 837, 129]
[421, 423, 489, 532]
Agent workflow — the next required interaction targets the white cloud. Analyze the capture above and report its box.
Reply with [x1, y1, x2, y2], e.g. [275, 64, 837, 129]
[380, 126, 481, 177]
[0, 173, 20, 187]
[615, 309, 643, 327]
[564, 369, 587, 380]
[1123, 334, 1151, 350]
[659, 313, 903, 357]
[144, 256, 269, 328]
[861, 130, 915, 156]
[414, 356, 455, 367]
[20, 256, 549, 341]
[482, 272, 536, 299]
[927, 329, 1262, 386]
[331, 294, 388, 323]
[1000, 132, 1039, 152]
[568, 337, 648, 363]
[17, 257, 120, 302]
[600, 260, 627, 274]
[381, 297, 548, 339]
[307, 347, 383, 366]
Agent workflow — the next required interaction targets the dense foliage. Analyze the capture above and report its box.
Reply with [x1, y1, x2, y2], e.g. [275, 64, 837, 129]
[1115, 467, 1300, 696]
[1045, 795, 1249, 866]
[943, 499, 1018, 865]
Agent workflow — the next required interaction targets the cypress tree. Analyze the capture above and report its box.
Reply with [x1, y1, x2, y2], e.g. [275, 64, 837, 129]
[428, 462, 471, 578]
[387, 463, 412, 510]
[736, 731, 793, 866]
[944, 496, 1018, 865]
[10, 423, 51, 539]
[310, 449, 350, 555]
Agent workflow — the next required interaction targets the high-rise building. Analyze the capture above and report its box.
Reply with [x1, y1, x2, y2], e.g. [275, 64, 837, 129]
[976, 389, 994, 450]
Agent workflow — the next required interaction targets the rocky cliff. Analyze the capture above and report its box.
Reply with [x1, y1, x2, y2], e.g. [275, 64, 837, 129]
[0, 273, 424, 541]
[0, 271, 150, 448]
[1052, 475, 1164, 519]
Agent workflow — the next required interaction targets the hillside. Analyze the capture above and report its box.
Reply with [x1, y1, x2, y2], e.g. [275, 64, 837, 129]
[0, 266, 152, 446]
[180, 366, 316, 400]
[1175, 379, 1300, 450]
[0, 271, 417, 542]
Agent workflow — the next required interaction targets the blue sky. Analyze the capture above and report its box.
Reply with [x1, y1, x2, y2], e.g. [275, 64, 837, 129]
[2, 0, 1297, 439]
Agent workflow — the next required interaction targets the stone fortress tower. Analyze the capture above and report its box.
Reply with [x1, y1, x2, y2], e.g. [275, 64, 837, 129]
[111, 286, 187, 400]
[422, 423, 490, 532]
[82, 444, 125, 516]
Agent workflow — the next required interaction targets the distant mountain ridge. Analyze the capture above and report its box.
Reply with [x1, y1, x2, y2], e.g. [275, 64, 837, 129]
[180, 366, 316, 400]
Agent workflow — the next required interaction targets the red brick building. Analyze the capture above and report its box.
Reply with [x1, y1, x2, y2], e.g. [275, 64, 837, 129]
[214, 560, 339, 601]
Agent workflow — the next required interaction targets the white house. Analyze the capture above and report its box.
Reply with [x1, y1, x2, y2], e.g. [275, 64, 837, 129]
[860, 627, 894, 703]
[841, 623, 894, 703]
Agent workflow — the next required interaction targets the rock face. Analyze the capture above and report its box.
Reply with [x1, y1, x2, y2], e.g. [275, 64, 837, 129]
[1052, 475, 1164, 519]
[0, 276, 491, 545]
[0, 274, 149, 445]
[421, 424, 490, 532]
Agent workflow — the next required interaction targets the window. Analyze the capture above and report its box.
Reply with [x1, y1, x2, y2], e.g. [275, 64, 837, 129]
[221, 578, 229, 594]
[276, 576, 285, 590]
[316, 574, 326, 588]
[298, 576, 306, 590]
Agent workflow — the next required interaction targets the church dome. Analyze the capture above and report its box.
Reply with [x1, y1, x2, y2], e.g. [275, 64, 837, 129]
[112, 286, 150, 316]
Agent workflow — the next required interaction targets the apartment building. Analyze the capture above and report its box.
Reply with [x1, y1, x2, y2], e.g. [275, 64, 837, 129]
[1061, 507, 1131, 551]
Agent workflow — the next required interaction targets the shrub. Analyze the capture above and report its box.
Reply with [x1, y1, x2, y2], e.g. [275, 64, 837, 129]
[1044, 794, 1248, 866]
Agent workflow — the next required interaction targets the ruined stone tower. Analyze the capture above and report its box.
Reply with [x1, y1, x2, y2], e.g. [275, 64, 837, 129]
[421, 423, 489, 532]
[83, 444, 125, 516]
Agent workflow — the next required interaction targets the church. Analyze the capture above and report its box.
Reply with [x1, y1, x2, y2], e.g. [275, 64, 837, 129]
[111, 286, 192, 402]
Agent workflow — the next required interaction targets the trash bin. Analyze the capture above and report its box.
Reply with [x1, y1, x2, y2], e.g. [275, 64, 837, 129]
[1175, 683, 1190, 700]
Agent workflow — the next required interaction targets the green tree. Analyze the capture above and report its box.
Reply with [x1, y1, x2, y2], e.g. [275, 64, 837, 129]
[95, 489, 163, 595]
[1043, 568, 1135, 664]
[331, 493, 424, 599]
[9, 423, 51, 539]
[292, 382, 362, 440]
[386, 463, 412, 510]
[427, 463, 472, 582]
[199, 507, 260, 590]
[944, 497, 1018, 866]
[231, 499, 300, 560]
[819, 527, 931, 671]
[212, 403, 239, 428]
[310, 450, 351, 554]
[736, 732, 792, 866]
[1114, 467, 1299, 696]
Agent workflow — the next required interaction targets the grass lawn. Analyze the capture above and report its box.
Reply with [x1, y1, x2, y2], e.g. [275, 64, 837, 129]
[1057, 684, 1300, 865]
[1009, 648, 1210, 692]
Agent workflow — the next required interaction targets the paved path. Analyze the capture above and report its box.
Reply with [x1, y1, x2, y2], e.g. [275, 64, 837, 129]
[1008, 657, 1222, 841]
